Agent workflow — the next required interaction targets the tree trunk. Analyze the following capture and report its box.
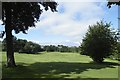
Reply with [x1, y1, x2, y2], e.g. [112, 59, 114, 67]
[5, 27, 16, 67]
[5, 4, 16, 67]
[92, 57, 104, 63]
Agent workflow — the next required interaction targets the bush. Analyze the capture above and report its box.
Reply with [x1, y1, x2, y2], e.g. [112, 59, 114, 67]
[80, 21, 117, 63]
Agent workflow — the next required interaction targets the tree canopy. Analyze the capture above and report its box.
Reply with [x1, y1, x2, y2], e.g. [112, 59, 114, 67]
[80, 21, 117, 63]
[2, 2, 57, 34]
[107, 0, 120, 8]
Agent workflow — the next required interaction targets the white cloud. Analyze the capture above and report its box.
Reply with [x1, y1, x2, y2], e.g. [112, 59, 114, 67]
[33, 2, 105, 46]
[28, 40, 40, 44]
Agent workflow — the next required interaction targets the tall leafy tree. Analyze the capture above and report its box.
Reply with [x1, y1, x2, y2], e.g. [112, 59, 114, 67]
[80, 21, 117, 63]
[2, 2, 57, 67]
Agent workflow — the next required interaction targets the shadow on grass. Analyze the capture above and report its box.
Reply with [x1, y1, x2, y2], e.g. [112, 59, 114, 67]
[1, 78, 118, 80]
[2, 61, 119, 80]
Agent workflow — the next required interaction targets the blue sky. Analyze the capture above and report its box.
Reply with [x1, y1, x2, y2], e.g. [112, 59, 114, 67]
[0, 1, 119, 46]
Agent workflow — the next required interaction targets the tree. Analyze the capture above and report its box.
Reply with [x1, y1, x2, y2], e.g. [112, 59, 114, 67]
[2, 2, 57, 67]
[116, 42, 120, 60]
[23, 42, 35, 54]
[107, 0, 120, 8]
[2, 38, 7, 51]
[22, 41, 42, 54]
[80, 21, 117, 63]
[16, 39, 27, 52]
[117, 42, 120, 53]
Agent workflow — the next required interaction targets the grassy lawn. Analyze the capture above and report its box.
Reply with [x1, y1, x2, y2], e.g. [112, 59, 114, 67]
[1, 52, 119, 79]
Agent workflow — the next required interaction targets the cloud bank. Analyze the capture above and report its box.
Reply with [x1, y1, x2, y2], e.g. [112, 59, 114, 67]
[34, 2, 104, 45]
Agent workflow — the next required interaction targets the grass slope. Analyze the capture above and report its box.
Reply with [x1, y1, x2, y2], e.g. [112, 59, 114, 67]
[2, 52, 119, 79]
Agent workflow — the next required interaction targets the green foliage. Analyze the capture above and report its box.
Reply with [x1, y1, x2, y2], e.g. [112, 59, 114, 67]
[2, 2, 57, 33]
[44, 45, 58, 52]
[80, 21, 117, 63]
[2, 37, 79, 53]
[58, 45, 69, 52]
[43, 45, 80, 53]
[2, 38, 6, 51]
[117, 42, 120, 53]
[110, 42, 120, 61]
[2, 37, 43, 54]
[15, 39, 27, 52]
[22, 41, 42, 54]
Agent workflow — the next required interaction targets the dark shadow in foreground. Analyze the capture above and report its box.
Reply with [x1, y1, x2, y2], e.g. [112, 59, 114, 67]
[2, 61, 119, 79]
[1, 78, 119, 80]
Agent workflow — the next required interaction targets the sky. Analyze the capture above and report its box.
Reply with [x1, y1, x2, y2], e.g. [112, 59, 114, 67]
[0, 1, 119, 47]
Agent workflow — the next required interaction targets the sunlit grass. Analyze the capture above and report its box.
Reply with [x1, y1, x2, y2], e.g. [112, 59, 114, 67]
[2, 52, 119, 79]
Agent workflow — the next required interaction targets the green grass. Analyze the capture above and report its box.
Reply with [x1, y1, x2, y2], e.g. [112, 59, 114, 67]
[1, 52, 119, 79]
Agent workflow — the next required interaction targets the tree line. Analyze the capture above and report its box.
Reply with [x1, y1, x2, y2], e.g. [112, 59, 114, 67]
[2, 37, 80, 54]
[44, 45, 80, 53]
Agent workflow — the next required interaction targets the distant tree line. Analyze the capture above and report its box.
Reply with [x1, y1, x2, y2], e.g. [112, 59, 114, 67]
[2, 36, 80, 54]
[2, 36, 43, 54]
[44, 45, 80, 53]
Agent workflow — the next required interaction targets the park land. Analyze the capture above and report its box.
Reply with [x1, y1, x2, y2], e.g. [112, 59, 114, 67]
[2, 52, 119, 79]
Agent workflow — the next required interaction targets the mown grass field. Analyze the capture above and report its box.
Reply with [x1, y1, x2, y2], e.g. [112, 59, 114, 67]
[1, 52, 119, 79]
